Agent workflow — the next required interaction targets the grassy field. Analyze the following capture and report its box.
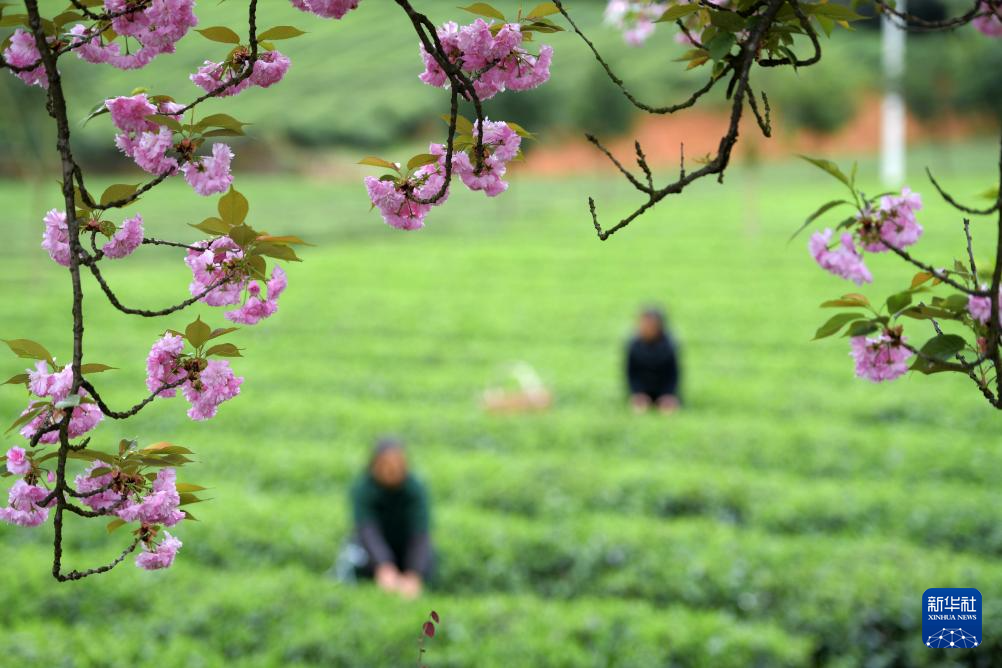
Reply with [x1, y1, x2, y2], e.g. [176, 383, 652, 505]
[0, 140, 1001, 667]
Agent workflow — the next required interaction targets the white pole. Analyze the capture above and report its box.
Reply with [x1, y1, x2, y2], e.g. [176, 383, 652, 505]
[881, 2, 907, 186]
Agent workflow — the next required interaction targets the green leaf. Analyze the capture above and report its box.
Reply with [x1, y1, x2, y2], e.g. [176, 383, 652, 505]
[790, 199, 851, 240]
[813, 312, 865, 340]
[407, 153, 439, 171]
[505, 121, 535, 139]
[918, 334, 966, 361]
[106, 518, 126, 533]
[886, 291, 912, 314]
[185, 317, 212, 349]
[910, 356, 955, 375]
[2, 373, 29, 386]
[100, 183, 139, 206]
[3, 339, 54, 365]
[254, 243, 301, 262]
[228, 224, 257, 248]
[208, 327, 239, 340]
[197, 113, 249, 135]
[218, 187, 249, 226]
[145, 113, 182, 133]
[459, 2, 505, 21]
[197, 26, 241, 44]
[798, 155, 853, 192]
[910, 271, 935, 289]
[79, 363, 116, 375]
[179, 492, 208, 506]
[709, 9, 746, 31]
[6, 404, 44, 434]
[526, 2, 559, 18]
[191, 216, 231, 236]
[706, 32, 736, 61]
[657, 4, 699, 21]
[820, 293, 870, 308]
[176, 483, 209, 493]
[358, 156, 399, 170]
[257, 25, 306, 40]
[204, 343, 242, 358]
[844, 320, 879, 338]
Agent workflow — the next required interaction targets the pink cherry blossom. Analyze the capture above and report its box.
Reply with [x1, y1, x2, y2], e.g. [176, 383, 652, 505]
[225, 266, 288, 325]
[5, 447, 31, 476]
[186, 237, 245, 306]
[419, 19, 553, 100]
[974, 1, 1002, 36]
[117, 468, 185, 527]
[130, 127, 179, 175]
[190, 60, 253, 97]
[809, 229, 872, 285]
[289, 0, 360, 19]
[146, 333, 187, 398]
[850, 333, 914, 382]
[451, 119, 521, 197]
[135, 532, 183, 570]
[182, 360, 243, 421]
[41, 209, 72, 267]
[101, 214, 144, 259]
[19, 400, 103, 445]
[181, 143, 234, 196]
[70, 0, 197, 69]
[3, 29, 47, 88]
[27, 361, 72, 401]
[250, 50, 291, 88]
[69, 24, 157, 70]
[18, 360, 102, 444]
[0, 481, 54, 527]
[106, 94, 158, 134]
[75, 461, 127, 513]
[859, 188, 924, 252]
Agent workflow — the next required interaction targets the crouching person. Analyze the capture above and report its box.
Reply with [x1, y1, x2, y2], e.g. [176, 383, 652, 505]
[336, 437, 434, 599]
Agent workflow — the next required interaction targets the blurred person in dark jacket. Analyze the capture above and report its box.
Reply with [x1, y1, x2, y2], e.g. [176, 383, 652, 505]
[336, 438, 433, 599]
[626, 307, 682, 414]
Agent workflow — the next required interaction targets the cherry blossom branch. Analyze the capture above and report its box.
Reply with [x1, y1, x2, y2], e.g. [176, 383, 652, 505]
[881, 242, 987, 295]
[79, 377, 186, 420]
[553, 0, 729, 115]
[54, 538, 140, 582]
[83, 258, 230, 317]
[570, 0, 789, 240]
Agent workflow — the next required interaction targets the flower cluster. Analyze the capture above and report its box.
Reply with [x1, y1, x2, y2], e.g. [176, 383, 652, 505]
[967, 285, 1002, 325]
[974, 1, 1002, 36]
[850, 331, 914, 383]
[69, 0, 197, 70]
[2, 29, 47, 88]
[365, 154, 450, 231]
[419, 19, 553, 100]
[136, 532, 183, 570]
[808, 229, 872, 285]
[190, 49, 291, 97]
[0, 481, 54, 527]
[4, 446, 32, 476]
[290, 0, 360, 20]
[75, 463, 186, 569]
[19, 361, 103, 444]
[808, 188, 923, 285]
[106, 93, 234, 195]
[145, 333, 243, 420]
[604, 0, 667, 46]
[365, 119, 522, 230]
[41, 208, 144, 266]
[184, 237, 289, 323]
